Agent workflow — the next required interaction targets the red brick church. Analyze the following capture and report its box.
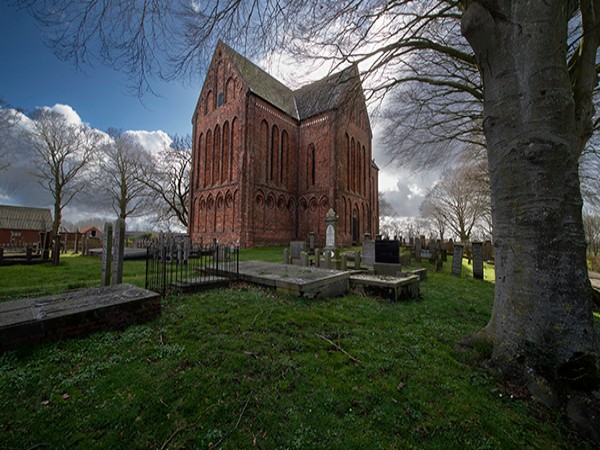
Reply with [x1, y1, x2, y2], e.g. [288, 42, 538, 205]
[189, 41, 379, 247]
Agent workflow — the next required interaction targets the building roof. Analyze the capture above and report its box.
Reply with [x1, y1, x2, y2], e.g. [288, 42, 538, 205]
[220, 42, 363, 121]
[0, 205, 53, 231]
[80, 225, 101, 235]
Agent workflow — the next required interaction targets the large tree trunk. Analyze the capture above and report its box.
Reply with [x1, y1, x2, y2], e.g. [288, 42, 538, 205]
[461, 2, 599, 387]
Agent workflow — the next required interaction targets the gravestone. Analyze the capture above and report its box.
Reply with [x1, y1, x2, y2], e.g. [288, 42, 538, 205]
[415, 238, 422, 262]
[362, 236, 375, 264]
[290, 241, 307, 263]
[324, 250, 332, 269]
[452, 244, 464, 277]
[483, 240, 493, 261]
[446, 239, 455, 256]
[101, 222, 113, 286]
[111, 218, 125, 285]
[315, 248, 321, 268]
[375, 239, 400, 264]
[354, 251, 361, 269]
[283, 248, 291, 264]
[472, 242, 484, 279]
[324, 209, 338, 251]
[309, 232, 315, 254]
[300, 251, 309, 267]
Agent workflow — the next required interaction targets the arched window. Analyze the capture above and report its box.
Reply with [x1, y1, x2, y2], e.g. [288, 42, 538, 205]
[351, 138, 356, 192]
[213, 125, 220, 185]
[205, 129, 212, 187]
[281, 130, 288, 184]
[206, 91, 214, 114]
[222, 121, 230, 184]
[260, 120, 269, 183]
[346, 133, 350, 191]
[196, 133, 203, 190]
[271, 125, 279, 182]
[307, 144, 316, 188]
[230, 117, 237, 181]
[225, 77, 235, 103]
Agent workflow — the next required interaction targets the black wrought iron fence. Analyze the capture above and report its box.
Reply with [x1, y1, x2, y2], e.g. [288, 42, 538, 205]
[145, 234, 239, 297]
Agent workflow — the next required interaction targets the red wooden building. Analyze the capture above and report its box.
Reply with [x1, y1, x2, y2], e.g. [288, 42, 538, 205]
[0, 205, 52, 248]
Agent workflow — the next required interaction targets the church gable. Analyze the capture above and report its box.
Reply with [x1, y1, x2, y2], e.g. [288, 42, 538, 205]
[194, 42, 247, 119]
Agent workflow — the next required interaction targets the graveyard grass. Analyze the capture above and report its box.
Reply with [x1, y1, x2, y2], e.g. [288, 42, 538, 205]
[0, 250, 596, 449]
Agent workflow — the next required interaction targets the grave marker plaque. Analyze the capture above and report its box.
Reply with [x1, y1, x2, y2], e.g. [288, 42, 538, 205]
[472, 242, 484, 279]
[100, 222, 112, 286]
[362, 238, 375, 264]
[452, 244, 464, 277]
[375, 240, 400, 264]
[111, 218, 125, 285]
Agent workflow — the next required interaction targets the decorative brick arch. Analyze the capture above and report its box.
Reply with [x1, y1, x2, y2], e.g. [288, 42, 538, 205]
[266, 192, 276, 210]
[319, 195, 329, 211]
[277, 195, 286, 211]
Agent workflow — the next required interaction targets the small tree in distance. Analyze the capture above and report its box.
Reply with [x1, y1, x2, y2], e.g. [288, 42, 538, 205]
[94, 129, 148, 221]
[137, 134, 191, 230]
[420, 164, 490, 244]
[23, 108, 102, 238]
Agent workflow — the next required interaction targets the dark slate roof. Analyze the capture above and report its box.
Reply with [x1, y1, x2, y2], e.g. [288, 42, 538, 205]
[0, 205, 53, 231]
[221, 42, 361, 120]
[222, 43, 298, 118]
[294, 64, 360, 120]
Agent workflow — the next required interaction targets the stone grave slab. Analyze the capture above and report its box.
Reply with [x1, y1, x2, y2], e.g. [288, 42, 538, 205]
[350, 274, 420, 301]
[0, 284, 160, 352]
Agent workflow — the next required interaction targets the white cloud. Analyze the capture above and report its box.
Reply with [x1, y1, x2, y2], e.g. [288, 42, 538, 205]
[124, 130, 172, 154]
[0, 103, 171, 229]
[45, 103, 83, 125]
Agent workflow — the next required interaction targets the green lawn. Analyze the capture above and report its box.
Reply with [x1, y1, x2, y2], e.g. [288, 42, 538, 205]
[0, 250, 595, 448]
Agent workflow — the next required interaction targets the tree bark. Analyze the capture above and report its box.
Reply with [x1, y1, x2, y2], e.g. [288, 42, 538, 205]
[461, 1, 599, 385]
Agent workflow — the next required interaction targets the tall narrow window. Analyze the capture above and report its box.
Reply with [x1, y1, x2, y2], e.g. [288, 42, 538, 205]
[346, 134, 350, 191]
[351, 138, 356, 192]
[222, 121, 230, 184]
[260, 120, 269, 183]
[205, 130, 212, 187]
[280, 130, 288, 184]
[311, 146, 316, 187]
[271, 125, 279, 182]
[196, 133, 203, 190]
[231, 118, 237, 181]
[213, 125, 220, 185]
[307, 144, 316, 189]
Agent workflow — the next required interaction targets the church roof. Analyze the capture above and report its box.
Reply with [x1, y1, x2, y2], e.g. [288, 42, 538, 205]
[294, 65, 359, 120]
[220, 42, 361, 121]
[222, 43, 299, 118]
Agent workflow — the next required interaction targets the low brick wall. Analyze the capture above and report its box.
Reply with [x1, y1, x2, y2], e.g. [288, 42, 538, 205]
[0, 284, 160, 352]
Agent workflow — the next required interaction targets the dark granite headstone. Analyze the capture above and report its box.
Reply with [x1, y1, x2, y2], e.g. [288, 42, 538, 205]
[472, 242, 484, 279]
[375, 240, 400, 264]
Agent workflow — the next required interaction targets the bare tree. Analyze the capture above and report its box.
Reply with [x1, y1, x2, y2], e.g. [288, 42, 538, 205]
[94, 130, 148, 221]
[23, 108, 102, 237]
[420, 164, 489, 243]
[137, 134, 191, 229]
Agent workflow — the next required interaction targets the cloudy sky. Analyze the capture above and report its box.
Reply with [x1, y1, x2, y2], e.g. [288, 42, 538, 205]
[0, 2, 432, 224]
